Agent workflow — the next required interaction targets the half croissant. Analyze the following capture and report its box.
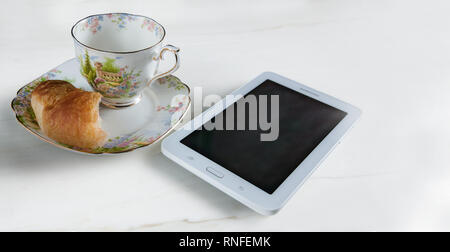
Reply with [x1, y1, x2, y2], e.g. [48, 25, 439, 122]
[31, 80, 107, 149]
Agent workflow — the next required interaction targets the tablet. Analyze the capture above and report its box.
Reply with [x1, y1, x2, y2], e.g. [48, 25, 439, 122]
[162, 72, 361, 215]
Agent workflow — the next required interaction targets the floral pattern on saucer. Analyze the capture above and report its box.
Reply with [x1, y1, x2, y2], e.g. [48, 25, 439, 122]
[11, 58, 191, 155]
[11, 69, 72, 131]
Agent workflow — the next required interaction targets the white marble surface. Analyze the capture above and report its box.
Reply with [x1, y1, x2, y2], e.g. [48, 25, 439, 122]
[1, 0, 450, 231]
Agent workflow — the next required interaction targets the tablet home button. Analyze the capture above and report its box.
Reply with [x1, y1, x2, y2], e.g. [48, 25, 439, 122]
[206, 167, 224, 178]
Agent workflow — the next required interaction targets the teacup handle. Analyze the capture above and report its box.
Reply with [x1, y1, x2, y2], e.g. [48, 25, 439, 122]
[148, 45, 180, 86]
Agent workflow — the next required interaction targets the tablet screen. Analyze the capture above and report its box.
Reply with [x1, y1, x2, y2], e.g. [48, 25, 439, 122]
[181, 80, 347, 194]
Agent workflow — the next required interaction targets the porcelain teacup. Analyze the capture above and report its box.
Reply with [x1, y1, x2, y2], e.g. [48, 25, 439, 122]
[71, 13, 180, 108]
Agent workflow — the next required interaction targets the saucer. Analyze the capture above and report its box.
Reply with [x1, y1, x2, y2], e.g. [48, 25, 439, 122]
[11, 58, 191, 155]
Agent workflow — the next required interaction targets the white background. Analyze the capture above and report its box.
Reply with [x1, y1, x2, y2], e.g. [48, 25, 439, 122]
[1, 0, 450, 231]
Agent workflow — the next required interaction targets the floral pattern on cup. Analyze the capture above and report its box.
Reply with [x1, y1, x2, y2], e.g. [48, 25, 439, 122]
[141, 19, 163, 36]
[72, 13, 179, 108]
[78, 50, 142, 98]
[106, 13, 137, 29]
[79, 13, 161, 35]
[82, 15, 103, 34]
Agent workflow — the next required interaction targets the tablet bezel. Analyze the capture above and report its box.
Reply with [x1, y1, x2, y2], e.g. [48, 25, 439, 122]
[162, 72, 361, 215]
